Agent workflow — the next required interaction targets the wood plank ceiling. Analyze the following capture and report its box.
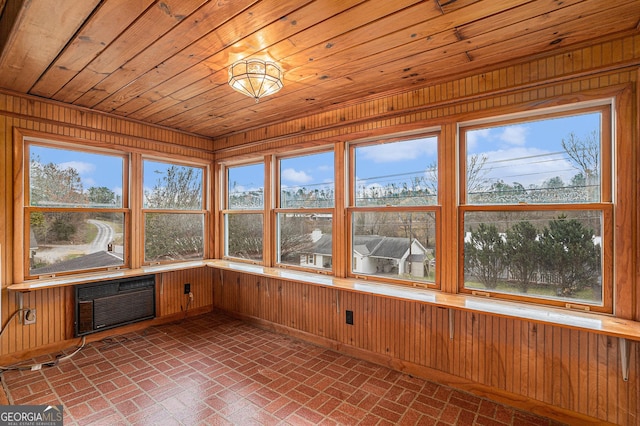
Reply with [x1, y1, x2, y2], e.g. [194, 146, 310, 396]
[0, 0, 638, 141]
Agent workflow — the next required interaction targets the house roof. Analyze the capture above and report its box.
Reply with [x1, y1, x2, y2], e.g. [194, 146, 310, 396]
[31, 250, 123, 275]
[306, 234, 426, 261]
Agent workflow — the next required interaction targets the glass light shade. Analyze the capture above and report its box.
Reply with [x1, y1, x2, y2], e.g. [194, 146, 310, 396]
[228, 59, 283, 102]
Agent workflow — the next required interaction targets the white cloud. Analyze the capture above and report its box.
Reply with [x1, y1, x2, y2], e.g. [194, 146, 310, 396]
[59, 161, 96, 175]
[466, 128, 490, 151]
[281, 168, 312, 184]
[359, 138, 437, 163]
[467, 125, 527, 150]
[499, 125, 527, 147]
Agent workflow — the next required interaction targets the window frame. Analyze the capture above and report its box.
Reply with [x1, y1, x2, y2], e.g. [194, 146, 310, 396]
[220, 159, 268, 264]
[347, 131, 441, 288]
[20, 136, 130, 280]
[141, 156, 209, 265]
[274, 148, 335, 273]
[458, 102, 614, 313]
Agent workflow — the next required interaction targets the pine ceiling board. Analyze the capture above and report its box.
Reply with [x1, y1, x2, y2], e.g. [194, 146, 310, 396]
[73, 0, 214, 109]
[119, 0, 409, 122]
[283, 0, 533, 85]
[124, 0, 420, 122]
[310, 0, 631, 95]
[131, 0, 522, 130]
[109, 0, 362, 117]
[30, 0, 156, 98]
[464, 1, 640, 65]
[340, 9, 640, 100]
[0, 0, 101, 92]
[280, 2, 444, 81]
[456, 0, 586, 40]
[190, 54, 471, 137]
[90, 0, 264, 114]
[0, 0, 21, 58]
[52, 0, 208, 105]
[89, 0, 310, 114]
[272, 0, 427, 59]
[436, 0, 482, 14]
[198, 17, 616, 138]
[160, 0, 536, 129]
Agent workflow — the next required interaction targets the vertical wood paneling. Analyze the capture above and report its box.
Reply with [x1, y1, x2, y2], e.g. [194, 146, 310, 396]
[156, 267, 213, 317]
[0, 90, 214, 361]
[212, 273, 639, 424]
[0, 33, 637, 425]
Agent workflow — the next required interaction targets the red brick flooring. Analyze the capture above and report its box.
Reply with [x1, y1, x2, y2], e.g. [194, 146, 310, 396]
[1, 313, 564, 425]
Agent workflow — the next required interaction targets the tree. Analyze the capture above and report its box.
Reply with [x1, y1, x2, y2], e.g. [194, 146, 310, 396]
[504, 221, 540, 293]
[226, 214, 263, 260]
[466, 154, 492, 195]
[30, 157, 86, 206]
[278, 215, 317, 262]
[464, 223, 507, 289]
[144, 165, 204, 261]
[538, 215, 600, 297]
[29, 158, 87, 245]
[88, 186, 116, 206]
[561, 131, 599, 181]
[561, 131, 599, 201]
[145, 213, 204, 261]
[50, 217, 76, 241]
[145, 166, 202, 209]
[570, 173, 586, 188]
[543, 176, 565, 188]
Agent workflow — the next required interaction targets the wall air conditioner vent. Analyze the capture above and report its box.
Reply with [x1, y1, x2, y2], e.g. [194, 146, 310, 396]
[75, 275, 156, 336]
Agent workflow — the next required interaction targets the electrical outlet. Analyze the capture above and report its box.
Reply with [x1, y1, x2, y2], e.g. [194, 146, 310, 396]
[345, 310, 354, 325]
[184, 283, 191, 294]
[24, 309, 36, 325]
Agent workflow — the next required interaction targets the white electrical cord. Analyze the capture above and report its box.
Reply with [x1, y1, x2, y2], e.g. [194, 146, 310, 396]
[0, 308, 86, 373]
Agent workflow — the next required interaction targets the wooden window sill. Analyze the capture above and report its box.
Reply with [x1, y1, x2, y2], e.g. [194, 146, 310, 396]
[6, 260, 210, 291]
[7, 259, 638, 381]
[207, 260, 639, 339]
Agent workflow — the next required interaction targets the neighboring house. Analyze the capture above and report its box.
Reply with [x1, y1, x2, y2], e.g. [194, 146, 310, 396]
[30, 251, 123, 275]
[301, 232, 430, 277]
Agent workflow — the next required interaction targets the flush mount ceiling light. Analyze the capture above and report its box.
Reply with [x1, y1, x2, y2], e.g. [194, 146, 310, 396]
[228, 58, 283, 102]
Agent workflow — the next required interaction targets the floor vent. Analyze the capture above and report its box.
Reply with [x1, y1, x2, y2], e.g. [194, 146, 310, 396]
[75, 275, 155, 336]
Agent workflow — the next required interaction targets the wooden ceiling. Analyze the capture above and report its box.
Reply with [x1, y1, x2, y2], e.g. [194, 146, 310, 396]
[0, 0, 638, 140]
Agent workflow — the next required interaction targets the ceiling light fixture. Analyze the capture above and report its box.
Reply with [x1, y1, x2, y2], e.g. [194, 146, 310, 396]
[228, 58, 283, 102]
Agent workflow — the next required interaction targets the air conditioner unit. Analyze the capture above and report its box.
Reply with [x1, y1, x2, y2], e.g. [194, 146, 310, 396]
[75, 275, 156, 336]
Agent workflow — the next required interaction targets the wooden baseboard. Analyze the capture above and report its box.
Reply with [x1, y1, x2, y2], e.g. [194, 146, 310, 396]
[216, 308, 614, 426]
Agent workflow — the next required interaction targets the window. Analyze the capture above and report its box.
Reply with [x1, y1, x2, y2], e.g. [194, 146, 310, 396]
[142, 159, 206, 263]
[349, 134, 439, 285]
[276, 150, 334, 271]
[223, 162, 265, 261]
[25, 142, 127, 277]
[460, 105, 612, 311]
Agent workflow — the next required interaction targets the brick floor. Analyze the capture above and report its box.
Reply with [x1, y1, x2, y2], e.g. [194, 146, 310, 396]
[1, 313, 565, 425]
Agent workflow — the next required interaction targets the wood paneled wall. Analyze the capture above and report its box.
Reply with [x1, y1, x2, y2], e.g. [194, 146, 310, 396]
[211, 34, 640, 425]
[213, 270, 639, 425]
[0, 32, 637, 425]
[0, 90, 215, 362]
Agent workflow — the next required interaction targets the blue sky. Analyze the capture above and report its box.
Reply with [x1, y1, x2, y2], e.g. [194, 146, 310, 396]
[30, 109, 601, 201]
[29, 145, 189, 199]
[30, 145, 125, 197]
[466, 111, 601, 188]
